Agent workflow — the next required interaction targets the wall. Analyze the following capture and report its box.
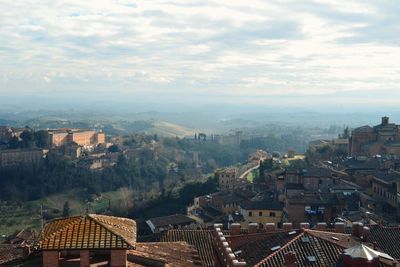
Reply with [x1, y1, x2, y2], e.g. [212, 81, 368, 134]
[241, 208, 283, 226]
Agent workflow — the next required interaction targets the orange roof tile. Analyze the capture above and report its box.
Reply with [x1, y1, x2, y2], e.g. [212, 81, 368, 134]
[40, 214, 136, 250]
[160, 229, 216, 267]
[128, 242, 202, 267]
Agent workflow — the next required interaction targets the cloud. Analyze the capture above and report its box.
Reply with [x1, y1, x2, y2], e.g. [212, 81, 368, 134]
[0, 0, 399, 105]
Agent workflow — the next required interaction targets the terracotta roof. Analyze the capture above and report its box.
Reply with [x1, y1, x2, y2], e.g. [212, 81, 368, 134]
[0, 244, 24, 265]
[255, 231, 345, 267]
[40, 214, 136, 250]
[159, 229, 216, 267]
[240, 200, 284, 211]
[368, 225, 400, 259]
[146, 214, 195, 228]
[128, 242, 202, 267]
[228, 231, 303, 266]
[287, 192, 339, 206]
[302, 167, 332, 177]
[353, 125, 373, 133]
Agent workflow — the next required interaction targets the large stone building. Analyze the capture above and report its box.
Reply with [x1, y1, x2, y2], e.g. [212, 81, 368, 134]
[0, 148, 47, 167]
[350, 117, 400, 157]
[49, 129, 106, 147]
[370, 171, 400, 212]
[217, 168, 238, 190]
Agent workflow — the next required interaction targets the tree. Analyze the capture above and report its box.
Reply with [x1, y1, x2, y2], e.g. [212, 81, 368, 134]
[340, 127, 350, 139]
[9, 136, 20, 149]
[20, 130, 34, 148]
[108, 144, 119, 153]
[63, 201, 70, 217]
[34, 130, 50, 148]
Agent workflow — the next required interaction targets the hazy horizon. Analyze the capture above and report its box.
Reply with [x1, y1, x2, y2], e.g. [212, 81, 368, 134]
[1, 0, 400, 111]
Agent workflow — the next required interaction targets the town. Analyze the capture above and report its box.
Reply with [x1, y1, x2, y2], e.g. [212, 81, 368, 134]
[1, 116, 400, 266]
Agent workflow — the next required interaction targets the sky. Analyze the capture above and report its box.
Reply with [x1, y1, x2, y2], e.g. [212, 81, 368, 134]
[1, 0, 400, 110]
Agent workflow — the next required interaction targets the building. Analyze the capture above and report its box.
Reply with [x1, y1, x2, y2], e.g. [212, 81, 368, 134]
[199, 192, 242, 215]
[0, 148, 47, 167]
[301, 167, 334, 191]
[0, 244, 28, 266]
[265, 167, 334, 192]
[212, 131, 243, 146]
[240, 200, 284, 226]
[213, 222, 399, 267]
[190, 190, 256, 225]
[146, 214, 196, 233]
[40, 214, 201, 267]
[333, 138, 350, 152]
[217, 168, 238, 190]
[350, 117, 400, 157]
[285, 192, 342, 226]
[248, 150, 268, 164]
[370, 171, 400, 210]
[49, 129, 106, 147]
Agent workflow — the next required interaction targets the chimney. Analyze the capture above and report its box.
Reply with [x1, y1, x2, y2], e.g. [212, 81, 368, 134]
[335, 222, 345, 233]
[352, 222, 363, 237]
[300, 222, 310, 230]
[283, 223, 293, 231]
[214, 223, 223, 229]
[249, 223, 258, 234]
[362, 226, 370, 242]
[284, 251, 297, 266]
[316, 222, 327, 231]
[230, 223, 241, 236]
[265, 223, 276, 232]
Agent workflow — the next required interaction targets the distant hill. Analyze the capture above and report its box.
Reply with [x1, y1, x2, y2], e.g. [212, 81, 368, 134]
[146, 120, 195, 137]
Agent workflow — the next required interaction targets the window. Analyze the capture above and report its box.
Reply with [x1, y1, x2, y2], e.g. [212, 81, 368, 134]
[269, 212, 276, 217]
[248, 211, 253, 217]
[259, 211, 263, 217]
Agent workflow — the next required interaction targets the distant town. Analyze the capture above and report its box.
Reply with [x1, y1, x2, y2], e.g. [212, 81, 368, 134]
[1, 116, 400, 266]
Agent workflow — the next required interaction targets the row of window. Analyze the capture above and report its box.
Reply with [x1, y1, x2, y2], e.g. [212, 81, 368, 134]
[248, 211, 276, 217]
[373, 185, 396, 201]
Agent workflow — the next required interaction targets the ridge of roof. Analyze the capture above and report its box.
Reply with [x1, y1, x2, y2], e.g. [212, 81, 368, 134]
[40, 215, 136, 250]
[88, 214, 136, 248]
[254, 230, 305, 266]
[40, 216, 83, 241]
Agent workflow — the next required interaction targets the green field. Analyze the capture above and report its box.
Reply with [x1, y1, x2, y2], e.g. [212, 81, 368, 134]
[246, 169, 259, 183]
[0, 189, 131, 237]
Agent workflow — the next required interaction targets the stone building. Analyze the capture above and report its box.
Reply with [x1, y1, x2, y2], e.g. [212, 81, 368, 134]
[350, 117, 400, 157]
[0, 148, 47, 167]
[370, 171, 400, 211]
[217, 168, 238, 190]
[284, 192, 342, 227]
[49, 129, 106, 147]
[239, 200, 284, 227]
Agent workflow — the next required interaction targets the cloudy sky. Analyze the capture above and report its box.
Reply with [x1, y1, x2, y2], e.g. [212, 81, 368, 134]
[1, 0, 400, 109]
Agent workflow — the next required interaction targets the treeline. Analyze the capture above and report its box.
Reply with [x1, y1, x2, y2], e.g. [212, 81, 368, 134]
[0, 153, 169, 201]
[8, 129, 50, 149]
[162, 137, 251, 168]
[130, 176, 218, 219]
[240, 134, 306, 153]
